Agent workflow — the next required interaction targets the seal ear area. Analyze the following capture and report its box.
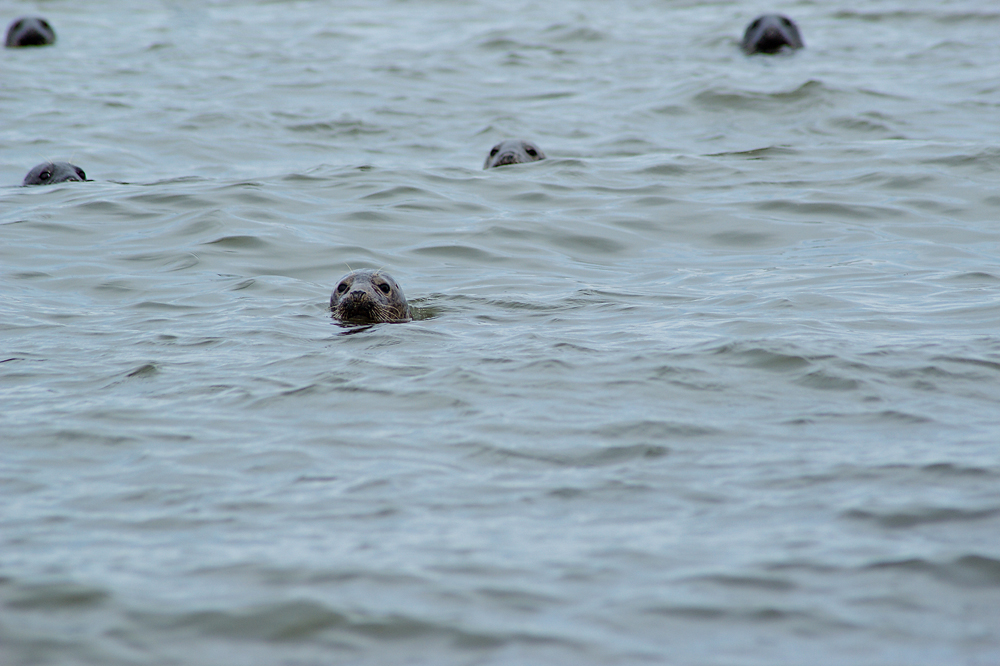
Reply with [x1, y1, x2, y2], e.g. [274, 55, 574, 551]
[370, 273, 397, 296]
[779, 16, 804, 47]
[484, 143, 503, 169]
[330, 275, 354, 307]
[22, 162, 54, 186]
[522, 142, 545, 160]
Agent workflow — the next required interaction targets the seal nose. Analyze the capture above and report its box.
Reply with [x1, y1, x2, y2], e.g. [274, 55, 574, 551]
[16, 30, 47, 46]
[494, 152, 519, 166]
[339, 289, 374, 319]
[757, 27, 789, 51]
[13, 27, 49, 46]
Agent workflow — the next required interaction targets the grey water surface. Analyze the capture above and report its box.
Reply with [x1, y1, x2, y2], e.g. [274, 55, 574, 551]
[2, 1, 999, 664]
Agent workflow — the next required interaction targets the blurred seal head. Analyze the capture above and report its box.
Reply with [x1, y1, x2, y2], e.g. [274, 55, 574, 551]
[23, 162, 87, 186]
[484, 139, 546, 169]
[6, 17, 56, 48]
[742, 15, 803, 55]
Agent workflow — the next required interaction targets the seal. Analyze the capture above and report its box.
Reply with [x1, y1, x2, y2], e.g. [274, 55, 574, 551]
[741, 15, 803, 55]
[330, 269, 412, 324]
[5, 17, 56, 48]
[483, 139, 546, 169]
[22, 162, 87, 186]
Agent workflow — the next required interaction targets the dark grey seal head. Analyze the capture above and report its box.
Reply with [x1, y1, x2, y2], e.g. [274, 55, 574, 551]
[483, 139, 546, 169]
[330, 269, 412, 324]
[742, 15, 803, 55]
[5, 17, 56, 48]
[22, 162, 87, 186]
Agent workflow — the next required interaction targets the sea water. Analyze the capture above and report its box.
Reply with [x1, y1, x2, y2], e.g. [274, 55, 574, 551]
[2, 1, 999, 664]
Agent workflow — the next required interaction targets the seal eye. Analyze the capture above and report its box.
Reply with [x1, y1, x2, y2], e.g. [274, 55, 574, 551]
[525, 147, 537, 157]
[337, 282, 349, 293]
[490, 147, 499, 157]
[378, 282, 391, 294]
[39, 170, 51, 181]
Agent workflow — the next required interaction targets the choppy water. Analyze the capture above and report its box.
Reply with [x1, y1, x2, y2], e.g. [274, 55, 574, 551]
[2, 1, 1000, 664]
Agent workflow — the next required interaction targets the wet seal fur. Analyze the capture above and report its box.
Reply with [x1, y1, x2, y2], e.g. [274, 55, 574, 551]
[742, 15, 803, 55]
[22, 162, 87, 186]
[5, 17, 56, 48]
[484, 139, 546, 169]
[330, 269, 411, 324]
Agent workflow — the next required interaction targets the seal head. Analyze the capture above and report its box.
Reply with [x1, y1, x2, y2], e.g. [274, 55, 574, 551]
[5, 17, 56, 48]
[330, 269, 412, 324]
[484, 139, 546, 169]
[22, 162, 87, 186]
[742, 15, 803, 55]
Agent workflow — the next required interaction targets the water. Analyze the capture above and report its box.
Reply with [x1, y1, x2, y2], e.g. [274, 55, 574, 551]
[2, 1, 999, 664]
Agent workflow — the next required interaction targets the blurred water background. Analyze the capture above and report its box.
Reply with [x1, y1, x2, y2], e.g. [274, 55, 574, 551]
[2, 1, 999, 664]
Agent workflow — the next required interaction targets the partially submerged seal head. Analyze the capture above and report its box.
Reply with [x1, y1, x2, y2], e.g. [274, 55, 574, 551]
[5, 17, 56, 48]
[330, 269, 412, 324]
[22, 162, 87, 186]
[484, 139, 546, 169]
[742, 15, 803, 55]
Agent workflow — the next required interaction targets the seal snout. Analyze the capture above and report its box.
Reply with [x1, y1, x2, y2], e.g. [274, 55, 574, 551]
[760, 28, 787, 47]
[347, 289, 372, 304]
[494, 152, 520, 166]
[14, 28, 48, 46]
[341, 288, 375, 314]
